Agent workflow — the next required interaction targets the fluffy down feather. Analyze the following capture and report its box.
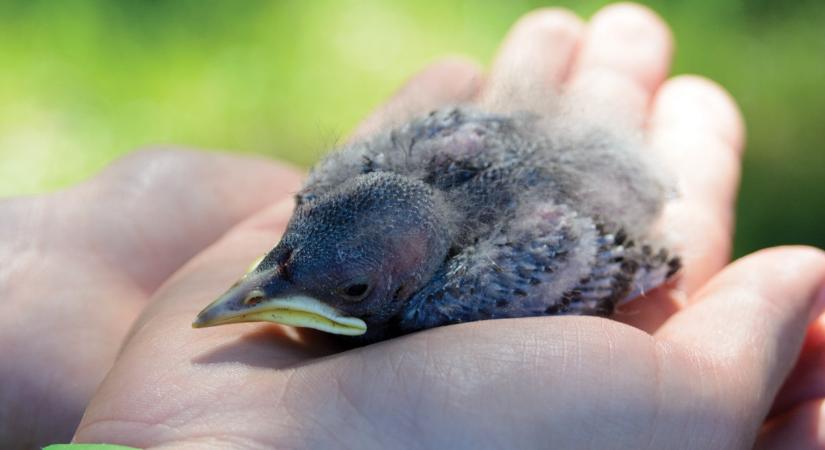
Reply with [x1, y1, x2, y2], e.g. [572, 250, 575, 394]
[279, 106, 680, 341]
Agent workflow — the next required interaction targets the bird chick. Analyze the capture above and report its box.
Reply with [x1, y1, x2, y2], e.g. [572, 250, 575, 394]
[193, 107, 680, 342]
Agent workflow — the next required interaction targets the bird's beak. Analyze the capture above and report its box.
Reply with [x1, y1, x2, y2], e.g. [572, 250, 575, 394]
[192, 271, 367, 336]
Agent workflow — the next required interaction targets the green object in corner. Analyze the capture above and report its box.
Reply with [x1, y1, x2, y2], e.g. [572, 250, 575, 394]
[43, 445, 141, 450]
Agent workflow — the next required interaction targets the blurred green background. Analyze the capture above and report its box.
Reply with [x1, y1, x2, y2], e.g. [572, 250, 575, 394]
[0, 0, 822, 255]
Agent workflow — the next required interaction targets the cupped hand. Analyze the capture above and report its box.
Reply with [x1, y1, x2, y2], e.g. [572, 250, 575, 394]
[4, 3, 822, 449]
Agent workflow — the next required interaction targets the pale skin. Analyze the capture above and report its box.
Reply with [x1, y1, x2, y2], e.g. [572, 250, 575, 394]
[1, 3, 824, 449]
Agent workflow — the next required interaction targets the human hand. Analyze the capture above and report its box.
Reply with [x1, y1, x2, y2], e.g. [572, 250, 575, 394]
[69, 4, 825, 449]
[7, 3, 822, 448]
[0, 151, 303, 447]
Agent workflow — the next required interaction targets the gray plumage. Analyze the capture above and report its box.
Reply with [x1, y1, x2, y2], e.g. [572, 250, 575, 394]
[251, 107, 680, 342]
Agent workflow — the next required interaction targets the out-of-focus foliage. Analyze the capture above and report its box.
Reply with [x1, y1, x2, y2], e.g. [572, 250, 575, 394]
[0, 0, 822, 255]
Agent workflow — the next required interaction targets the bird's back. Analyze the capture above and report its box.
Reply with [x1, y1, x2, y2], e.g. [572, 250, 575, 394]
[302, 107, 668, 243]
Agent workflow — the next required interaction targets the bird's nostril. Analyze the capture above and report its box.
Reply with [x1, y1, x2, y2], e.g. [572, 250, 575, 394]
[243, 290, 265, 306]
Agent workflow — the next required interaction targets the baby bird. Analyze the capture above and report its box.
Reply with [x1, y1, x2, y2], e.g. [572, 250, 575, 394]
[193, 107, 680, 342]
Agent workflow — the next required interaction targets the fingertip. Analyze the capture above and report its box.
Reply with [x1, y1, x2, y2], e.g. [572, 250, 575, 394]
[753, 245, 825, 319]
[748, 244, 825, 261]
[652, 74, 746, 153]
[388, 55, 485, 108]
[592, 2, 670, 26]
[734, 244, 825, 275]
[695, 245, 825, 311]
[482, 7, 584, 108]
[566, 2, 672, 127]
[509, 7, 585, 46]
[410, 55, 485, 93]
[578, 2, 673, 91]
[589, 2, 672, 45]
[349, 56, 484, 141]
[505, 7, 585, 79]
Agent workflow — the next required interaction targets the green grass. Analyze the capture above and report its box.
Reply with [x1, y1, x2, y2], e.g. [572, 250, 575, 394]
[0, 0, 823, 255]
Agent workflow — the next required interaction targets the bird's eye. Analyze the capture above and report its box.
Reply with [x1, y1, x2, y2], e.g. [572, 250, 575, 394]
[340, 282, 371, 301]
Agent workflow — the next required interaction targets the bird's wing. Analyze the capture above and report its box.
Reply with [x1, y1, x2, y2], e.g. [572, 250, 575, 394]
[399, 202, 594, 331]
[398, 203, 679, 333]
[545, 225, 680, 315]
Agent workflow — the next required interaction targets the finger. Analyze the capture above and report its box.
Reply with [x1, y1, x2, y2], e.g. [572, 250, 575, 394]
[0, 150, 302, 447]
[756, 398, 825, 450]
[567, 3, 672, 126]
[349, 57, 483, 142]
[121, 196, 325, 366]
[74, 198, 328, 446]
[60, 149, 304, 292]
[650, 75, 745, 293]
[480, 8, 584, 108]
[769, 313, 825, 417]
[657, 246, 825, 417]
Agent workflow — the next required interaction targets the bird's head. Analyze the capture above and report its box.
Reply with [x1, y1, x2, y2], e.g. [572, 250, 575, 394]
[193, 171, 452, 338]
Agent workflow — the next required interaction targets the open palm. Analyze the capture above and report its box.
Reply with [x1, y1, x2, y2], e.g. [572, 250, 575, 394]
[2, 4, 823, 449]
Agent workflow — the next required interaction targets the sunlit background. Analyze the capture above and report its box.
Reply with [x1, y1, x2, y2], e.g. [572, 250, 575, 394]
[0, 0, 822, 255]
